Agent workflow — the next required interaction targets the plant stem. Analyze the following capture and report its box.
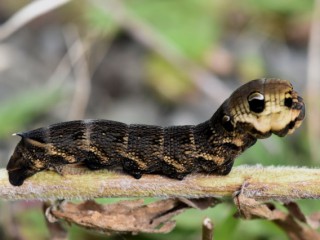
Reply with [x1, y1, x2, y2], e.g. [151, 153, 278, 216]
[1, 165, 320, 201]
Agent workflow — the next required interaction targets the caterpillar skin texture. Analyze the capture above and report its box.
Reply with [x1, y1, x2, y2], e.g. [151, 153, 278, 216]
[7, 78, 305, 186]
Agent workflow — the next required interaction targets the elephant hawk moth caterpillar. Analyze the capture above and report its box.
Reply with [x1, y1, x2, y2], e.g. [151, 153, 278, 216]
[7, 78, 305, 186]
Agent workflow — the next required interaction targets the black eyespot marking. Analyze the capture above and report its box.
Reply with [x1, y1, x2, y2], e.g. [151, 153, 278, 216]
[248, 92, 265, 113]
[222, 115, 234, 132]
[284, 97, 293, 108]
[288, 120, 296, 130]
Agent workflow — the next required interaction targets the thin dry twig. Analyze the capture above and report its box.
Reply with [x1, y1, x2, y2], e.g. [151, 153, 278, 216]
[0, 0, 70, 41]
[43, 202, 68, 240]
[202, 217, 214, 240]
[62, 26, 92, 120]
[1, 165, 320, 201]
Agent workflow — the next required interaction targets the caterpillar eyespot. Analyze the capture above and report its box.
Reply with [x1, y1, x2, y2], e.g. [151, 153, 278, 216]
[285, 97, 293, 108]
[247, 92, 265, 113]
[221, 115, 234, 132]
[6, 78, 305, 186]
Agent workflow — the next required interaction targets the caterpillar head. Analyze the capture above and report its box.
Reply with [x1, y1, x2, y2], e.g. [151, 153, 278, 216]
[220, 78, 305, 138]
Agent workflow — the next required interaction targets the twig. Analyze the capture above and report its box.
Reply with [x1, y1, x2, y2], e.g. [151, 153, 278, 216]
[43, 202, 68, 240]
[0, 0, 70, 41]
[306, 0, 320, 162]
[202, 217, 214, 240]
[1, 165, 320, 201]
[62, 26, 92, 120]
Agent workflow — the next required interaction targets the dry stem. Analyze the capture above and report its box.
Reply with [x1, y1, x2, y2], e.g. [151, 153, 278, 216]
[0, 0, 70, 41]
[1, 165, 320, 201]
[202, 217, 214, 240]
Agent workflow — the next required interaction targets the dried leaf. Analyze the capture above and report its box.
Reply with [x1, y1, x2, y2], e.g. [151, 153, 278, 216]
[233, 194, 278, 220]
[284, 202, 307, 223]
[234, 194, 320, 240]
[178, 197, 220, 210]
[49, 198, 192, 234]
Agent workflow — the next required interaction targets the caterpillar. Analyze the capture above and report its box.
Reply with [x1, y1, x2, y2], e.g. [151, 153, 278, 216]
[7, 78, 305, 186]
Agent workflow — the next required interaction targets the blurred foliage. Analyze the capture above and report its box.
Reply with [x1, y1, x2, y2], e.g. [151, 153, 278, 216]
[18, 208, 48, 240]
[85, 5, 118, 37]
[236, 134, 309, 167]
[84, 0, 314, 93]
[0, 87, 62, 138]
[126, 0, 222, 60]
[0, 0, 318, 239]
[238, 54, 266, 81]
[244, 0, 313, 13]
[145, 53, 194, 102]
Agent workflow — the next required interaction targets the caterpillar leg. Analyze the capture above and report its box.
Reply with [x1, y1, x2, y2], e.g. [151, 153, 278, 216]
[159, 163, 189, 180]
[215, 160, 234, 175]
[195, 157, 234, 176]
[122, 158, 143, 179]
[83, 151, 110, 170]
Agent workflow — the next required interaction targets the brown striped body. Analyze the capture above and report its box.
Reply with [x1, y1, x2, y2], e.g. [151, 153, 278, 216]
[7, 78, 305, 186]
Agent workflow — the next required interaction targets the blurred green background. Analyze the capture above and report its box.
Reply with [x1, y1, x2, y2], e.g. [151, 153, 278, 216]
[0, 0, 318, 239]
